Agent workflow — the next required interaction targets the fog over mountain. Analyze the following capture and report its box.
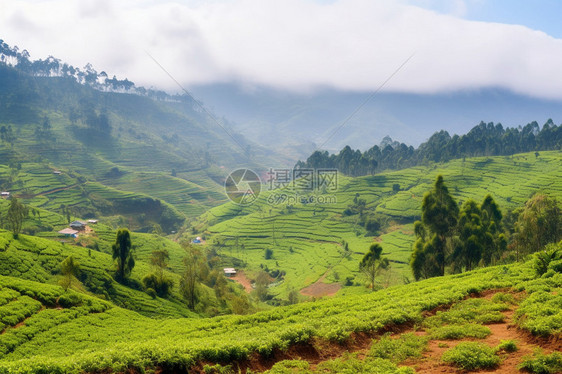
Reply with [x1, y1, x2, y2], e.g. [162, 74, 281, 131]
[193, 83, 562, 160]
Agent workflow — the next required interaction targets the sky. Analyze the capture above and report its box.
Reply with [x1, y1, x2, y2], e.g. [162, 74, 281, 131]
[1, 0, 562, 100]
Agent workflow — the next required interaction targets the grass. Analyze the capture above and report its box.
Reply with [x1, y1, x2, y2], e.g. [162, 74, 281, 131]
[441, 342, 501, 370]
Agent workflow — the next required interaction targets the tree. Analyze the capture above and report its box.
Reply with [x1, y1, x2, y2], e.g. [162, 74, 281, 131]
[60, 255, 80, 291]
[143, 248, 173, 297]
[452, 199, 484, 272]
[254, 271, 271, 301]
[360, 243, 389, 291]
[480, 194, 507, 265]
[6, 197, 28, 237]
[411, 175, 458, 279]
[514, 193, 561, 256]
[112, 228, 135, 281]
[180, 244, 202, 310]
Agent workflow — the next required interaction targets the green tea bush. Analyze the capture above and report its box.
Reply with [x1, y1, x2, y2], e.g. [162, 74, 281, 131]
[429, 323, 491, 340]
[442, 342, 500, 370]
[495, 339, 517, 353]
[519, 350, 562, 374]
[370, 333, 428, 363]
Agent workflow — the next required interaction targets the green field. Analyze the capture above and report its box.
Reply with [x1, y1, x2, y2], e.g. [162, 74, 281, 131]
[195, 151, 562, 297]
[0, 246, 559, 373]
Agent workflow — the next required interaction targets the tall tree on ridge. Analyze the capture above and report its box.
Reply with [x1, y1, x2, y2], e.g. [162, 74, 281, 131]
[112, 228, 135, 281]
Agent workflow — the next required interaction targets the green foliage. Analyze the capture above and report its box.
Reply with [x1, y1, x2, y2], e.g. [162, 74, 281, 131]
[429, 323, 491, 340]
[142, 273, 173, 298]
[299, 120, 562, 175]
[4, 198, 28, 236]
[369, 333, 428, 363]
[515, 288, 562, 337]
[411, 175, 458, 279]
[0, 260, 536, 373]
[200, 151, 562, 295]
[424, 297, 509, 328]
[359, 243, 389, 291]
[533, 242, 562, 276]
[314, 355, 415, 374]
[142, 248, 173, 297]
[59, 255, 80, 291]
[519, 350, 562, 374]
[180, 245, 202, 310]
[496, 339, 517, 353]
[442, 342, 500, 370]
[515, 193, 561, 256]
[112, 228, 134, 281]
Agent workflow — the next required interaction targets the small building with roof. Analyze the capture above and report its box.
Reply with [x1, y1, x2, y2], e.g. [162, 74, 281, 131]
[70, 221, 87, 231]
[58, 228, 79, 238]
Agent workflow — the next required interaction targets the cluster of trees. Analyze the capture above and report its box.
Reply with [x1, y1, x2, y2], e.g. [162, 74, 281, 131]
[410, 176, 561, 280]
[298, 120, 562, 176]
[179, 243, 253, 314]
[343, 194, 387, 235]
[0, 39, 193, 103]
[511, 193, 561, 259]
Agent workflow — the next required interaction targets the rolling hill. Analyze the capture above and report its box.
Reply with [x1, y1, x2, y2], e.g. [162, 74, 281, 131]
[0, 247, 560, 373]
[0, 53, 288, 233]
[193, 151, 562, 298]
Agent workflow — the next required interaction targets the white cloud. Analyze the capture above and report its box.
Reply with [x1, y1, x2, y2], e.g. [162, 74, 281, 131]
[1, 0, 562, 99]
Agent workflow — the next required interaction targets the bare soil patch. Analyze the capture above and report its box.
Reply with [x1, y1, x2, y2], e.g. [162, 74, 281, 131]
[231, 270, 253, 293]
[186, 289, 562, 374]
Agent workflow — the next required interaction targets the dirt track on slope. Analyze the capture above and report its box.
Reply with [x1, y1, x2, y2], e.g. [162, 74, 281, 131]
[186, 289, 562, 374]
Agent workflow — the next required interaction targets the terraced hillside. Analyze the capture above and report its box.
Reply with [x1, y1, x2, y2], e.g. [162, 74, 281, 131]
[0, 229, 195, 318]
[0, 244, 560, 373]
[0, 63, 286, 232]
[195, 151, 562, 297]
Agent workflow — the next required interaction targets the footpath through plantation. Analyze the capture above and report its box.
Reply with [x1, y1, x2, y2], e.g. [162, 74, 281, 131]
[0, 241, 561, 373]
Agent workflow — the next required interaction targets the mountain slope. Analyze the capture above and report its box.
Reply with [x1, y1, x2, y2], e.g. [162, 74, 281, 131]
[193, 151, 562, 297]
[0, 252, 560, 373]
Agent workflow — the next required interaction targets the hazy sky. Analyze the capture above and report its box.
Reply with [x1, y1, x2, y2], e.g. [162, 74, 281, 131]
[1, 0, 562, 100]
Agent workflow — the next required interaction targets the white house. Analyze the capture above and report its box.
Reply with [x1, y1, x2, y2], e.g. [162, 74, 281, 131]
[0, 192, 10, 199]
[223, 268, 237, 277]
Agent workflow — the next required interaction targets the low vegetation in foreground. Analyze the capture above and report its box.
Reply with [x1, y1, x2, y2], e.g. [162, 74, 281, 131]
[0, 240, 559, 373]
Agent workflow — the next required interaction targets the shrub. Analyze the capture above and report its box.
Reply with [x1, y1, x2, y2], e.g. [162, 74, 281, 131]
[142, 273, 173, 297]
[533, 243, 562, 276]
[58, 292, 83, 308]
[370, 333, 428, 363]
[442, 342, 500, 370]
[265, 248, 273, 260]
[430, 323, 491, 340]
[519, 350, 562, 374]
[496, 339, 518, 353]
